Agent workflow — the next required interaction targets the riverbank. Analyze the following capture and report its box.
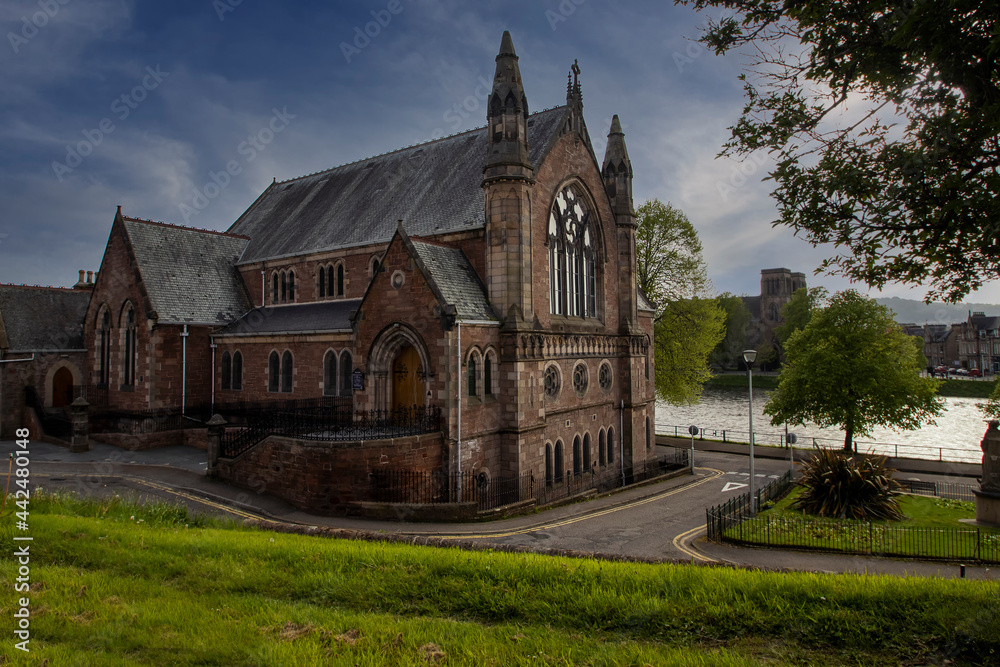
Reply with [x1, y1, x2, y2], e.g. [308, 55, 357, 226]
[706, 374, 994, 398]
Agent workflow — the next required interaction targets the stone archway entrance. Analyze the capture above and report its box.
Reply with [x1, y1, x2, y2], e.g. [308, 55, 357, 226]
[52, 367, 74, 408]
[392, 344, 422, 410]
[367, 324, 434, 413]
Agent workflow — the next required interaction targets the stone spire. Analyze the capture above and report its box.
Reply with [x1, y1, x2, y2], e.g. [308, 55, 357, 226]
[484, 30, 532, 182]
[602, 115, 634, 217]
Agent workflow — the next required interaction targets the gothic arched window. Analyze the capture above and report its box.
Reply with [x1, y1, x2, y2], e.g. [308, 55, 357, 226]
[549, 184, 597, 317]
[98, 308, 111, 386]
[121, 305, 136, 388]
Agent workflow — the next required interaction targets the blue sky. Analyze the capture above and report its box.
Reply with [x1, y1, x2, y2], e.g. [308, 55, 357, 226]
[2, 0, 992, 303]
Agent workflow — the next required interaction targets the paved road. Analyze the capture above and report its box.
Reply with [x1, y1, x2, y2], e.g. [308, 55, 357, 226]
[5, 439, 993, 580]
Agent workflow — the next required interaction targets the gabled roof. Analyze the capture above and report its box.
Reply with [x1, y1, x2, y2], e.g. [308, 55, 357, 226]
[121, 216, 252, 325]
[218, 300, 360, 337]
[229, 106, 570, 263]
[0, 285, 91, 351]
[408, 239, 495, 322]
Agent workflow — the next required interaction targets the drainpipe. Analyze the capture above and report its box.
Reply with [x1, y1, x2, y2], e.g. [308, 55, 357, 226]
[181, 325, 189, 416]
[457, 321, 461, 502]
[210, 341, 217, 413]
[620, 399, 626, 487]
[261, 268, 266, 306]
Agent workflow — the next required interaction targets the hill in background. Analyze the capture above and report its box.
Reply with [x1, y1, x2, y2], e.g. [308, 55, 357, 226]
[876, 297, 1000, 325]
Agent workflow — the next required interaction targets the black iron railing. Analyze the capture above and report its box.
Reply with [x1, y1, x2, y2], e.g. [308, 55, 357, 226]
[370, 450, 690, 512]
[220, 405, 442, 459]
[24, 386, 72, 439]
[705, 471, 795, 541]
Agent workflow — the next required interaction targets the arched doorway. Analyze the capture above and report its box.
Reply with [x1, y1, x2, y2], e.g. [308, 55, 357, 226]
[392, 344, 422, 410]
[52, 367, 74, 408]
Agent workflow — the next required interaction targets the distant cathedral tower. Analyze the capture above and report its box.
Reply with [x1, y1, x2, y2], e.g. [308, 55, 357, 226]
[759, 268, 807, 326]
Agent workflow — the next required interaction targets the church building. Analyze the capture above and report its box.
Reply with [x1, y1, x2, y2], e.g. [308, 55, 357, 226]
[74, 32, 657, 511]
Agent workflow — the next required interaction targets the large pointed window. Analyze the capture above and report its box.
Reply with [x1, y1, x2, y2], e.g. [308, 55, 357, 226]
[548, 184, 597, 317]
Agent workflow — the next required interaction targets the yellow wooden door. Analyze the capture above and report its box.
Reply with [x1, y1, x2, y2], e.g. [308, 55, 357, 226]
[392, 345, 421, 411]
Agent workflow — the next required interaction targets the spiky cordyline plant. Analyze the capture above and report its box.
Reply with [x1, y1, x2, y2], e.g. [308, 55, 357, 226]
[791, 448, 904, 520]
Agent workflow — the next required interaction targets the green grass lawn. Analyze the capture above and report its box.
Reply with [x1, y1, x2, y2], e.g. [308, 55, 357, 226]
[2, 490, 999, 665]
[727, 490, 1000, 561]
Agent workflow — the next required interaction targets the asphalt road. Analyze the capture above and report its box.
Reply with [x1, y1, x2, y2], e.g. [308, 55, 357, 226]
[7, 440, 992, 579]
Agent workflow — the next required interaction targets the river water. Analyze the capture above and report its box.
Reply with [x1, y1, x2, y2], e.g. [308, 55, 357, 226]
[656, 387, 988, 464]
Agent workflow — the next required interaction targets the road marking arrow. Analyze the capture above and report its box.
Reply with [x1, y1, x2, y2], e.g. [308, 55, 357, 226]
[722, 482, 748, 493]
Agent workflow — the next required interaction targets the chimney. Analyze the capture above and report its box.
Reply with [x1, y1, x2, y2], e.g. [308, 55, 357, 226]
[86, 271, 93, 284]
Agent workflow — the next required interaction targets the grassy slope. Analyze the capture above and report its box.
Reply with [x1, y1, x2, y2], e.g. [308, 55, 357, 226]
[1, 493, 998, 665]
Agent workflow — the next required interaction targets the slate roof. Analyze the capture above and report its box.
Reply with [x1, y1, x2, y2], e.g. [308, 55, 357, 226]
[219, 300, 360, 336]
[0, 285, 91, 351]
[409, 239, 495, 322]
[122, 218, 252, 325]
[969, 314, 1000, 333]
[229, 106, 570, 263]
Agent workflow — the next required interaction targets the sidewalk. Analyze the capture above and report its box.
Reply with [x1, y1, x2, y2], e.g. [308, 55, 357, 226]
[4, 439, 995, 581]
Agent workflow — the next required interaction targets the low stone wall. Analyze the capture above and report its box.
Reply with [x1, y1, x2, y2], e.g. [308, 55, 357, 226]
[95, 428, 209, 451]
[217, 431, 445, 515]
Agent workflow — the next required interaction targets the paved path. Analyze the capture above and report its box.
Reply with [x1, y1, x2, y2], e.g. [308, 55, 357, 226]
[4, 439, 994, 581]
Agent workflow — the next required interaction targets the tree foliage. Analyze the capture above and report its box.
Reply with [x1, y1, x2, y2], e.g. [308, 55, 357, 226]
[764, 290, 943, 450]
[774, 286, 827, 348]
[635, 199, 710, 313]
[635, 199, 725, 403]
[677, 0, 1000, 302]
[709, 292, 751, 369]
[654, 297, 726, 404]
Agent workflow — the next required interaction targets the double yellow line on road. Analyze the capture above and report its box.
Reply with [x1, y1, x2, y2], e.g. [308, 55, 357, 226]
[416, 467, 725, 541]
[34, 472, 269, 523]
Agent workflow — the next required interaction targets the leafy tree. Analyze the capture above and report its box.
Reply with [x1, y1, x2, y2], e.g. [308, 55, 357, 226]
[979, 381, 1000, 420]
[676, 0, 1000, 302]
[635, 200, 710, 312]
[635, 199, 725, 403]
[774, 286, 827, 348]
[709, 292, 751, 369]
[653, 297, 726, 404]
[764, 290, 943, 451]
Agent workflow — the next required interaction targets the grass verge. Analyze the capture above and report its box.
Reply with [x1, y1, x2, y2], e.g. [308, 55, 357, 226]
[727, 490, 1000, 561]
[2, 490, 998, 665]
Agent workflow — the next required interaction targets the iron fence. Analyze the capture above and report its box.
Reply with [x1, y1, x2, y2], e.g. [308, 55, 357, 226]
[660, 423, 981, 464]
[896, 478, 977, 502]
[705, 471, 795, 541]
[369, 450, 690, 513]
[220, 404, 442, 458]
[706, 472, 998, 563]
[24, 387, 71, 439]
[721, 515, 1000, 564]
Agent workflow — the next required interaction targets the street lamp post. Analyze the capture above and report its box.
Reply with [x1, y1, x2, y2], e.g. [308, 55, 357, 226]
[743, 349, 757, 516]
[688, 425, 698, 474]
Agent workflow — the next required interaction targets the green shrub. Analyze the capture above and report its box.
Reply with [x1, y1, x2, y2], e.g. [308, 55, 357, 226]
[792, 449, 904, 520]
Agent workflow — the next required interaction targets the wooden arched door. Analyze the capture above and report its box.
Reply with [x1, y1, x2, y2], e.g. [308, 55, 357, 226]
[391, 344, 421, 411]
[52, 367, 74, 408]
